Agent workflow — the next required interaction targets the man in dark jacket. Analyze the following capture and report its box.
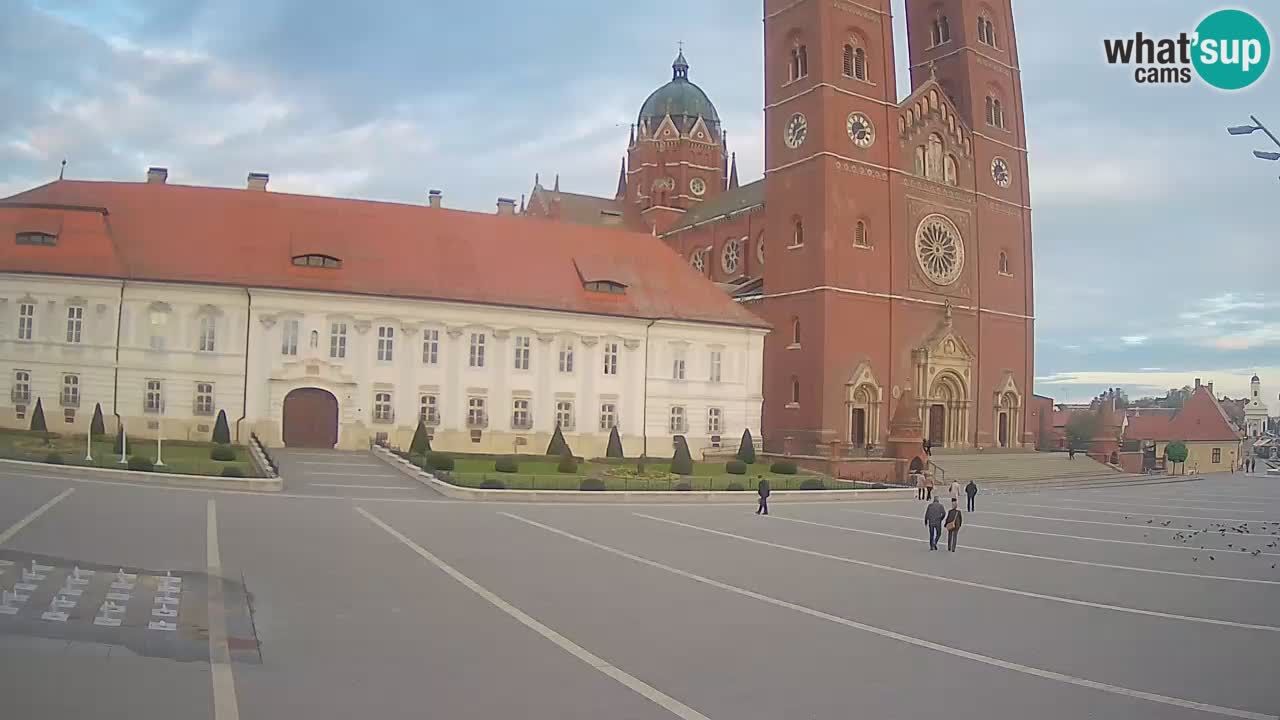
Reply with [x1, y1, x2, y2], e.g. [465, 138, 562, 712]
[945, 499, 964, 552]
[965, 480, 978, 512]
[924, 497, 945, 550]
[756, 478, 771, 515]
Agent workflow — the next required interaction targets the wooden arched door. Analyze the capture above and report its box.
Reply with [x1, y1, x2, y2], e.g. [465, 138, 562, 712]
[282, 388, 338, 448]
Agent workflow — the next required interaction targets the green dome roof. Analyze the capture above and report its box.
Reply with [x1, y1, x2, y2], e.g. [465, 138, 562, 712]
[638, 52, 721, 133]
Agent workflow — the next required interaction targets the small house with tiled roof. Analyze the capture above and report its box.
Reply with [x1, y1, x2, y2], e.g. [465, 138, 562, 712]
[1123, 380, 1243, 473]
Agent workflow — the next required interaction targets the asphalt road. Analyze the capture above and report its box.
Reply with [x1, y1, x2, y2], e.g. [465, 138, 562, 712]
[1, 455, 1278, 720]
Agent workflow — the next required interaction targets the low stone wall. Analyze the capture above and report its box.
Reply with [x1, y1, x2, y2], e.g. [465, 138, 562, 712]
[0, 457, 282, 492]
[768, 454, 906, 485]
[370, 447, 914, 504]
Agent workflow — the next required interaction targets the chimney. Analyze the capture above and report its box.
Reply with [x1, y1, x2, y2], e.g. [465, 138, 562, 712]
[146, 167, 169, 184]
[496, 197, 516, 216]
[247, 172, 269, 191]
[428, 189, 443, 209]
[1194, 378, 1201, 389]
[1208, 381, 1215, 397]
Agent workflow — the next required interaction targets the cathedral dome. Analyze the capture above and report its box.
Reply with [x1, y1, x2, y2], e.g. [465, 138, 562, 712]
[638, 52, 721, 137]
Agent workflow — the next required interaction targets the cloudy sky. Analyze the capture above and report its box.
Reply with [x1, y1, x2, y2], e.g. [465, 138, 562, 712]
[2, 0, 1277, 407]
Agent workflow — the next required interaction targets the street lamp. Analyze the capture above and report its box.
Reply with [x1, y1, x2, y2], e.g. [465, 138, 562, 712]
[1227, 115, 1280, 177]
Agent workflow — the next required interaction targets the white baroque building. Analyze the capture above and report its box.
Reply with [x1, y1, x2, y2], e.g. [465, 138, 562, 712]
[1, 172, 768, 457]
[1244, 374, 1269, 439]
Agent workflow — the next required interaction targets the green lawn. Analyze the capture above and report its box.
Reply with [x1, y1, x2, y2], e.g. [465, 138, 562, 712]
[0, 429, 260, 477]
[432, 453, 828, 491]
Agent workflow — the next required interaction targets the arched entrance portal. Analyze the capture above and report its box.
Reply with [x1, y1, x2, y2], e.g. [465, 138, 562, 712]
[283, 388, 338, 448]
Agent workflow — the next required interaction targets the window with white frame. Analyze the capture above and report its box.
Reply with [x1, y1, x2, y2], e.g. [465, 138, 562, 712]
[198, 315, 215, 352]
[555, 400, 575, 431]
[373, 392, 394, 423]
[558, 341, 575, 373]
[330, 322, 347, 359]
[61, 373, 79, 407]
[512, 398, 532, 429]
[602, 342, 619, 376]
[194, 382, 214, 415]
[377, 325, 394, 362]
[144, 379, 164, 413]
[17, 303, 34, 341]
[599, 403, 617, 431]
[707, 407, 723, 434]
[672, 348, 687, 381]
[309, 330, 319, 349]
[150, 312, 167, 351]
[419, 394, 440, 425]
[467, 396, 488, 427]
[513, 335, 531, 370]
[282, 319, 299, 356]
[12, 370, 31, 404]
[66, 306, 83, 344]
[709, 350, 722, 383]
[469, 333, 486, 368]
[422, 329, 439, 365]
[669, 406, 687, 434]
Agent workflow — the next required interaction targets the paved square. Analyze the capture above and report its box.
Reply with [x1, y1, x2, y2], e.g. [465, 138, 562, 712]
[1, 458, 1277, 719]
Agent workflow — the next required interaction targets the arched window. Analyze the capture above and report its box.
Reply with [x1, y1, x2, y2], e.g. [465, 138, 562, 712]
[843, 44, 855, 77]
[791, 377, 801, 405]
[944, 155, 958, 186]
[789, 44, 809, 81]
[931, 16, 951, 46]
[799, 45, 808, 77]
[926, 133, 944, 180]
[855, 47, 867, 81]
[914, 146, 926, 176]
[978, 15, 997, 47]
[854, 220, 870, 248]
[986, 96, 1006, 129]
[999, 251, 1011, 275]
[791, 217, 804, 248]
[791, 318, 801, 346]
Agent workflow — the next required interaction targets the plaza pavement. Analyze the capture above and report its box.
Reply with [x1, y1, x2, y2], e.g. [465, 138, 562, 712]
[1, 451, 1278, 720]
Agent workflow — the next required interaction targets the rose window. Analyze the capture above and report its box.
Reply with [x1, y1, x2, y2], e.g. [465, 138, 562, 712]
[722, 239, 741, 274]
[914, 214, 964, 286]
[690, 249, 706, 274]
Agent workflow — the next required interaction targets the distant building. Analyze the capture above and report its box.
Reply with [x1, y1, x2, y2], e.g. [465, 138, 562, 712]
[1244, 374, 1269, 438]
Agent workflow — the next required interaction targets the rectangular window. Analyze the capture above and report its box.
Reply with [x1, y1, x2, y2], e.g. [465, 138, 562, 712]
[63, 408, 75, 424]
[602, 342, 619, 376]
[467, 397, 488, 428]
[512, 398, 532, 429]
[555, 400, 576, 431]
[150, 329, 166, 351]
[1212, 448, 1222, 464]
[144, 379, 164, 413]
[329, 322, 347, 359]
[672, 349, 686, 381]
[194, 382, 214, 415]
[422, 329, 439, 365]
[469, 333, 486, 368]
[198, 316, 215, 352]
[707, 407, 722, 434]
[599, 403, 617, 431]
[419, 394, 440, 425]
[373, 392, 394, 423]
[709, 350, 722, 383]
[558, 342, 575, 373]
[61, 373, 80, 407]
[669, 406, 687, 434]
[377, 326, 395, 362]
[282, 319, 299, 356]
[17, 302, 34, 341]
[12, 370, 31, 405]
[66, 306, 83, 344]
[513, 335, 531, 370]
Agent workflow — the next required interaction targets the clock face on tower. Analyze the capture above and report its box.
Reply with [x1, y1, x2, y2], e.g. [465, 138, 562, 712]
[846, 113, 875, 149]
[784, 113, 808, 149]
[991, 157, 1012, 188]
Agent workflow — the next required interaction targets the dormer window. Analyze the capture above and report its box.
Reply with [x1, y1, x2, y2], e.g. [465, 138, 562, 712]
[292, 254, 342, 269]
[584, 280, 627, 294]
[16, 232, 56, 247]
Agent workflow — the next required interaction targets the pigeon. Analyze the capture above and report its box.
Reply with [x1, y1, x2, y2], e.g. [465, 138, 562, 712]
[1253, 550, 1262, 557]
[1147, 520, 1154, 524]
[1210, 556, 1215, 561]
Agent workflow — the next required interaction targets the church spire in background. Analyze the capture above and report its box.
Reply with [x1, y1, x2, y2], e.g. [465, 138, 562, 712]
[728, 153, 739, 190]
[615, 157, 627, 199]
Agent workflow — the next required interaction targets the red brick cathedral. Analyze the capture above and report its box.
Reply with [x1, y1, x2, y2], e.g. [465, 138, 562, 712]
[526, 0, 1033, 454]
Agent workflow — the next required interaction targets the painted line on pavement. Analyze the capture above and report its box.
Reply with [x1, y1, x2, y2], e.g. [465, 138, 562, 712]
[633, 514, 1279, 632]
[0, 488, 75, 545]
[206, 500, 240, 720]
[840, 508, 1280, 557]
[764, 515, 1280, 585]
[969, 509, 1280, 539]
[993, 500, 1277, 525]
[1049, 497, 1275, 514]
[304, 472, 405, 479]
[1171, 492, 1280, 503]
[355, 507, 710, 720]
[311, 484, 413, 491]
[503, 512, 1275, 720]
[296, 462, 386, 469]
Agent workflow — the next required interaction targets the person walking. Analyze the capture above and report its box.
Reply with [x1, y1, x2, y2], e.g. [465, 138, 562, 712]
[924, 472, 936, 501]
[915, 470, 926, 500]
[948, 479, 961, 504]
[945, 499, 964, 552]
[965, 479, 978, 512]
[756, 478, 770, 516]
[924, 497, 945, 550]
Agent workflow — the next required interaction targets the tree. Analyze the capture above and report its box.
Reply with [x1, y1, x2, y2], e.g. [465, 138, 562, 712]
[409, 420, 432, 455]
[671, 435, 694, 476]
[1165, 441, 1189, 475]
[546, 423, 572, 457]
[212, 410, 231, 445]
[736, 429, 757, 464]
[90, 403, 106, 437]
[1065, 412, 1098, 451]
[29, 398, 47, 433]
[605, 425, 624, 458]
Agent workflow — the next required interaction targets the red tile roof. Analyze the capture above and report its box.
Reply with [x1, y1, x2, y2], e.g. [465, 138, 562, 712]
[1168, 386, 1242, 442]
[1124, 413, 1173, 441]
[1, 180, 767, 329]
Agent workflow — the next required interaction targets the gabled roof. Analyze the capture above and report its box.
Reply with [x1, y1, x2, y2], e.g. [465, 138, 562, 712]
[1124, 413, 1173, 441]
[662, 179, 764, 235]
[1168, 386, 1243, 442]
[1, 179, 768, 329]
[526, 183, 625, 228]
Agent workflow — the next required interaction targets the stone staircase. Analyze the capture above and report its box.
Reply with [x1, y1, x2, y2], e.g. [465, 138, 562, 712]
[929, 452, 1121, 485]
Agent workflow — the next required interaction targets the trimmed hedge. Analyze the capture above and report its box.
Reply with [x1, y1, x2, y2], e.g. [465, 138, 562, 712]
[670, 436, 694, 476]
[674, 481, 693, 492]
[495, 457, 519, 473]
[480, 477, 507, 489]
[212, 410, 231, 445]
[770, 461, 798, 475]
[579, 477, 606, 491]
[557, 453, 578, 474]
[725, 482, 746, 491]
[210, 445, 236, 461]
[726, 460, 747, 475]
[409, 421, 432, 455]
[606, 425, 624, 458]
[736, 429, 756, 464]
[29, 398, 47, 433]
[221, 466, 246, 478]
[799, 478, 826, 490]
[90, 403, 106, 437]
[127, 455, 154, 472]
[44, 452, 64, 465]
[546, 424, 572, 457]
[425, 453, 455, 472]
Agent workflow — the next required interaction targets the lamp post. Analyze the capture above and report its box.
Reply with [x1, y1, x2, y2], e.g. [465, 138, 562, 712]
[1227, 116, 1280, 177]
[155, 407, 165, 467]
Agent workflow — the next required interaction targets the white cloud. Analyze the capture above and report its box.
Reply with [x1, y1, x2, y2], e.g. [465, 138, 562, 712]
[1121, 335, 1148, 346]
